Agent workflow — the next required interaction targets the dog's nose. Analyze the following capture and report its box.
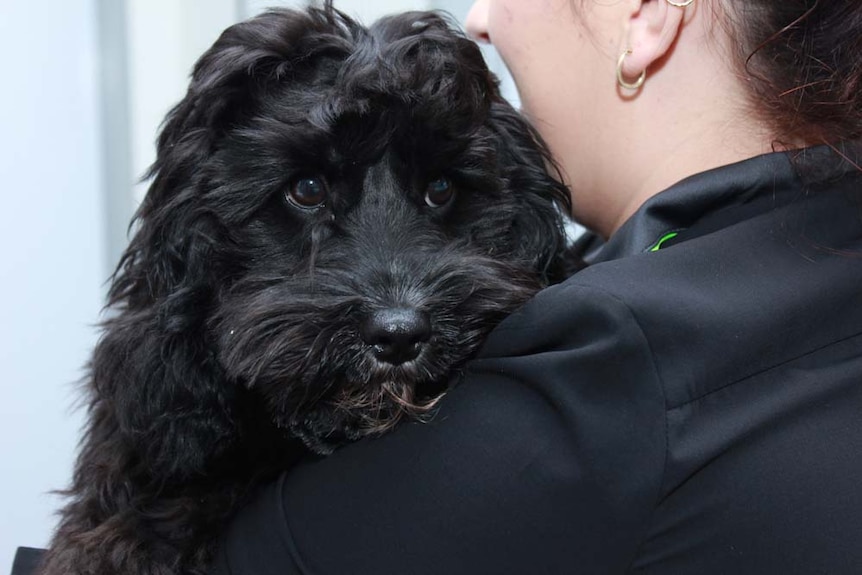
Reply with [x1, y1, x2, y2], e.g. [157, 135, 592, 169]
[361, 308, 431, 364]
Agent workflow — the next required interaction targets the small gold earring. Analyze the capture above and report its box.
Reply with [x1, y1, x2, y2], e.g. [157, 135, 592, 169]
[665, 0, 695, 7]
[616, 49, 646, 91]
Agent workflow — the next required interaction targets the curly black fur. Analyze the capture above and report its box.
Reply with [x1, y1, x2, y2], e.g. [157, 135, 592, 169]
[41, 3, 574, 574]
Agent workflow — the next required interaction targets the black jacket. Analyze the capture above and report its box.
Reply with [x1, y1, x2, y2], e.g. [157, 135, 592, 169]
[210, 144, 862, 574]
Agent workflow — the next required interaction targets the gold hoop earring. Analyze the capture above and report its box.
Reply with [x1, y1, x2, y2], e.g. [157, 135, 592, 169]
[616, 50, 646, 91]
[665, 0, 695, 7]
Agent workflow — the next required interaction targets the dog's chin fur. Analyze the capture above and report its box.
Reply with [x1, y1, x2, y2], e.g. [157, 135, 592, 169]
[41, 2, 574, 574]
[213, 244, 548, 454]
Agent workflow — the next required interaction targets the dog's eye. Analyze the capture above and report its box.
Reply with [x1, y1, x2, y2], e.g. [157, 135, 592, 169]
[286, 177, 328, 209]
[424, 177, 454, 208]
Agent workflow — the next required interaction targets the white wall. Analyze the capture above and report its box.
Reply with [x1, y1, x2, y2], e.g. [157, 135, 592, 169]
[0, 0, 105, 570]
[127, 0, 239, 204]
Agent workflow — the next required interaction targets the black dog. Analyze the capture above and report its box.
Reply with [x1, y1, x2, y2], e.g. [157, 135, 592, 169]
[41, 3, 573, 574]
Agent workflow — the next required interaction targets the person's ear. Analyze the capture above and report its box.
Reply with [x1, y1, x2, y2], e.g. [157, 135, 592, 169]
[619, 0, 689, 83]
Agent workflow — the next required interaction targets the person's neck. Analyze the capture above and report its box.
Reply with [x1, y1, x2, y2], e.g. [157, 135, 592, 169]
[609, 122, 778, 236]
[596, 60, 778, 238]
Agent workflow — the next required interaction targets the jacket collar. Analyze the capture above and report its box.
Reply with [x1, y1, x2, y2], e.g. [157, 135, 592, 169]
[578, 142, 861, 264]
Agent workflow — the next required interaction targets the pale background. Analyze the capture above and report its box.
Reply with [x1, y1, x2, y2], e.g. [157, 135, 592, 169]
[0, 0, 518, 569]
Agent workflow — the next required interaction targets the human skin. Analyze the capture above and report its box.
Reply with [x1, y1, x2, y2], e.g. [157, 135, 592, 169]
[465, 0, 782, 238]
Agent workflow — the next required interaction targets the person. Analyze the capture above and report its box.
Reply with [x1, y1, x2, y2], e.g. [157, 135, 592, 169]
[210, 0, 862, 573]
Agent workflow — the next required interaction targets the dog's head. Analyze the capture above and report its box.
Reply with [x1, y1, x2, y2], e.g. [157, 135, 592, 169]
[102, 2, 571, 462]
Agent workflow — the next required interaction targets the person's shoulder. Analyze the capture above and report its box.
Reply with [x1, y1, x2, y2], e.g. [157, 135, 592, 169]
[501, 188, 862, 407]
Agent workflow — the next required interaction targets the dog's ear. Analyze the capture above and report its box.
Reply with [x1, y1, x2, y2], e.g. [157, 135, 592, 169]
[93, 8, 355, 484]
[116, 7, 357, 305]
[487, 100, 577, 282]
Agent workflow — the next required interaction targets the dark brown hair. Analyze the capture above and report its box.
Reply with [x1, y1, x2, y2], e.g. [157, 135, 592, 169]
[723, 0, 862, 147]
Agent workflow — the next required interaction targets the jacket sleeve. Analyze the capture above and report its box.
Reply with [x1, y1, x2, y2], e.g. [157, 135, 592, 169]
[209, 282, 667, 575]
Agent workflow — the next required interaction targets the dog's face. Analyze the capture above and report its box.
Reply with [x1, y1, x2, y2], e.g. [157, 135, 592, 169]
[108, 4, 571, 458]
